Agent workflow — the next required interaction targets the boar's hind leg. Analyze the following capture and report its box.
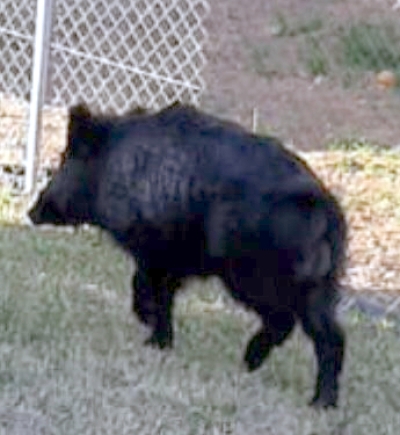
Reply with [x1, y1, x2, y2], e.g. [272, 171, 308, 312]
[244, 309, 296, 371]
[297, 283, 345, 409]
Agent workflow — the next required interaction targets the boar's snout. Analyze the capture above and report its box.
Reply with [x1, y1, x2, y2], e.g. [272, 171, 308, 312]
[27, 197, 47, 225]
[27, 193, 66, 225]
[27, 205, 39, 224]
[28, 205, 45, 225]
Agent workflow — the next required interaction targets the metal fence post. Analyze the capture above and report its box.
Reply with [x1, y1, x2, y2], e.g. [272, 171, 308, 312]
[24, 0, 54, 195]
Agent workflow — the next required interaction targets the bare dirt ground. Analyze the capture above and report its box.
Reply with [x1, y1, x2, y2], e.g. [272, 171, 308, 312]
[201, 0, 400, 150]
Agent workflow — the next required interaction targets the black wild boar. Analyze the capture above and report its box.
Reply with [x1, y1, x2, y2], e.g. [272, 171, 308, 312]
[28, 101, 347, 408]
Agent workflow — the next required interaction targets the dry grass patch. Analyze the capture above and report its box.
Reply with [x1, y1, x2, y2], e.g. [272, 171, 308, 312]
[302, 146, 400, 292]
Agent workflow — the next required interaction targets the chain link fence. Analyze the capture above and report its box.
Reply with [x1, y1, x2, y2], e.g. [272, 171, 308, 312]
[0, 1, 36, 190]
[0, 0, 209, 190]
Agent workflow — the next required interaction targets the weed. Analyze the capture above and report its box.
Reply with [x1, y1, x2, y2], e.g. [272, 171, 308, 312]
[0, 187, 29, 224]
[339, 22, 400, 76]
[302, 35, 330, 76]
[270, 12, 323, 38]
[249, 45, 276, 79]
[326, 137, 385, 152]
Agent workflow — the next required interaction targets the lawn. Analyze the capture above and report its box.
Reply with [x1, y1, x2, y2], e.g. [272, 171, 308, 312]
[0, 225, 399, 434]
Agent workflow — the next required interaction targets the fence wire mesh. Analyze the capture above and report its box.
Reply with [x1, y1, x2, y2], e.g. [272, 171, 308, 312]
[0, 0, 36, 189]
[49, 0, 209, 112]
[0, 0, 209, 189]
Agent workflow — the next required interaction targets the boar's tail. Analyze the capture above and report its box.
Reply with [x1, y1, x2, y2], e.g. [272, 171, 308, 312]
[263, 177, 348, 282]
[315, 190, 347, 282]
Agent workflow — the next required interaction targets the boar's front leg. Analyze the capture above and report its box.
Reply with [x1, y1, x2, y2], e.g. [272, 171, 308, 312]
[139, 269, 176, 350]
[144, 285, 174, 349]
[132, 269, 158, 327]
[244, 308, 296, 371]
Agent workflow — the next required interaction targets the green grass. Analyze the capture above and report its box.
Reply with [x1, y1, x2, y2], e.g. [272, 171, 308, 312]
[269, 12, 324, 38]
[339, 22, 400, 76]
[254, 12, 400, 84]
[304, 19, 400, 83]
[249, 13, 328, 79]
[0, 226, 400, 433]
[302, 35, 330, 77]
[325, 137, 390, 152]
[300, 19, 400, 79]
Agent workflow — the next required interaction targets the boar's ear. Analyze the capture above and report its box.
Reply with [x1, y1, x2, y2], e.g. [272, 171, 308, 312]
[69, 102, 92, 120]
[167, 100, 182, 110]
[127, 105, 147, 116]
[67, 103, 105, 159]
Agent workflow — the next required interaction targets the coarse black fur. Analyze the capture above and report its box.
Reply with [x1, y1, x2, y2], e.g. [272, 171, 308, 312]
[28, 101, 347, 408]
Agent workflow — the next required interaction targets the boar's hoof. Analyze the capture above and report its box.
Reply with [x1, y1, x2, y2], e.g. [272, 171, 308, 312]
[134, 309, 158, 328]
[309, 392, 338, 409]
[144, 331, 173, 350]
[243, 331, 272, 372]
